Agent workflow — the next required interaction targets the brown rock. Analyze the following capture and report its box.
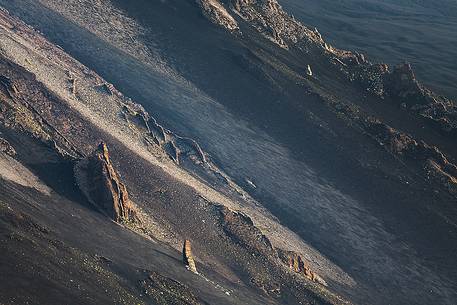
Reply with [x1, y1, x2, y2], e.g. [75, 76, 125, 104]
[182, 239, 197, 273]
[74, 142, 137, 223]
[217, 205, 274, 256]
[231, 0, 320, 49]
[279, 249, 327, 286]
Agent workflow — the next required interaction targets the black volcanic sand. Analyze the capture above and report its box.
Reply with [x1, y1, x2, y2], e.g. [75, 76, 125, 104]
[1, 1, 457, 304]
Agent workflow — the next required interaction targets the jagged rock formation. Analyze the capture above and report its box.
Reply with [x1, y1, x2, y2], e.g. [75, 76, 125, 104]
[0, 73, 53, 143]
[382, 64, 457, 133]
[363, 118, 457, 194]
[278, 249, 327, 286]
[332, 57, 456, 136]
[182, 239, 198, 273]
[120, 100, 246, 198]
[120, 102, 208, 165]
[383, 63, 422, 101]
[341, 57, 457, 135]
[198, 0, 239, 31]
[217, 205, 274, 256]
[0, 137, 15, 156]
[203, 0, 456, 137]
[74, 142, 138, 223]
[230, 0, 322, 49]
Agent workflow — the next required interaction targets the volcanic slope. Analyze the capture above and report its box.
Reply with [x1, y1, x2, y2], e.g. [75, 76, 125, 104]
[1, 1, 457, 305]
[0, 7, 350, 305]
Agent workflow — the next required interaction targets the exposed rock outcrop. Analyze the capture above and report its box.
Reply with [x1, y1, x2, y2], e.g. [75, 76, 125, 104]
[214, 204, 334, 302]
[219, 0, 457, 136]
[382, 64, 457, 133]
[217, 205, 274, 256]
[0, 137, 16, 156]
[383, 63, 423, 101]
[182, 239, 198, 273]
[363, 118, 457, 194]
[347, 62, 389, 96]
[306, 64, 313, 77]
[121, 102, 167, 145]
[278, 249, 327, 286]
[74, 142, 138, 223]
[197, 0, 239, 31]
[120, 102, 207, 165]
[341, 61, 456, 135]
[230, 0, 322, 49]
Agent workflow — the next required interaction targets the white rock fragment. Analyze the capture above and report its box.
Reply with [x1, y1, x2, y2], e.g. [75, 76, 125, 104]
[306, 64, 313, 76]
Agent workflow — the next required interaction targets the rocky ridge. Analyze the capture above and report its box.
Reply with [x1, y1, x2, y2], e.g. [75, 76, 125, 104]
[0, 68, 81, 160]
[119, 100, 252, 202]
[382, 63, 457, 134]
[198, 0, 239, 31]
[363, 118, 457, 195]
[197, 0, 456, 137]
[278, 249, 327, 286]
[199, 0, 457, 200]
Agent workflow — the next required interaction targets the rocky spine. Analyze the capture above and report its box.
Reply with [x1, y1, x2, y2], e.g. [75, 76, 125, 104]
[183, 239, 198, 273]
[74, 142, 137, 223]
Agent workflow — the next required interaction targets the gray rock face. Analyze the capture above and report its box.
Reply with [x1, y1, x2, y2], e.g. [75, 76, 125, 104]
[197, 0, 239, 31]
